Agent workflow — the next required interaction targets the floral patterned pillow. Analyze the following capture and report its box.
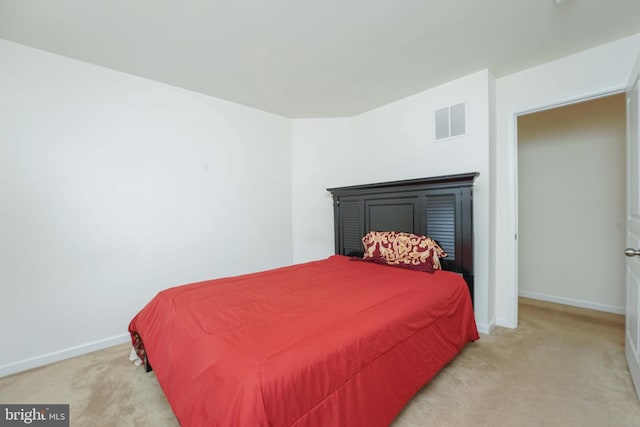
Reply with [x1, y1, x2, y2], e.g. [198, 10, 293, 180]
[361, 231, 447, 272]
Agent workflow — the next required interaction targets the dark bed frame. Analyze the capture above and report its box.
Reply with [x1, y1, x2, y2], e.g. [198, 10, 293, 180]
[327, 172, 478, 302]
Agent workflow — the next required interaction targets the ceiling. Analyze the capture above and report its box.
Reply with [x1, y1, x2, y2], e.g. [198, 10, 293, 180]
[1, 0, 639, 118]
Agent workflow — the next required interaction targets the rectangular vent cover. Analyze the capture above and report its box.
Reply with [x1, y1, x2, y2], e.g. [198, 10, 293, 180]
[435, 103, 466, 140]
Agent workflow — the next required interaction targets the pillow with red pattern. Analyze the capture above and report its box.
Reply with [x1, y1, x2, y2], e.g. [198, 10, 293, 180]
[361, 231, 447, 273]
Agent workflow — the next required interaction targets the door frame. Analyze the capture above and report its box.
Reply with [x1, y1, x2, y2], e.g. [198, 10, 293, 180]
[506, 84, 626, 328]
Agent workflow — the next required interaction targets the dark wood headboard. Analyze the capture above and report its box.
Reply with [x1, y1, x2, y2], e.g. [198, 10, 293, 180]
[327, 172, 479, 301]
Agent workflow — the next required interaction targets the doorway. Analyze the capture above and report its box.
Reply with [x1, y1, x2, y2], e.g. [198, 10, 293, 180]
[517, 94, 626, 314]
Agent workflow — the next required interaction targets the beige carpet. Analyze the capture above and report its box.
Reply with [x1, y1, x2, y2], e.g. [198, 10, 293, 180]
[1, 298, 639, 426]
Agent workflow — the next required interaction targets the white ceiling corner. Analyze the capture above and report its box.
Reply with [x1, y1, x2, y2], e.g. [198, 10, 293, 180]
[0, 0, 639, 117]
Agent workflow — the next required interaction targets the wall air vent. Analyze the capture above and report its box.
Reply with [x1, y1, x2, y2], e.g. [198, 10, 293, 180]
[435, 102, 466, 141]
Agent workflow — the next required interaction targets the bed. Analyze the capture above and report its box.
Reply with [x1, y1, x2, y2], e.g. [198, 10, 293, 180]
[129, 172, 479, 427]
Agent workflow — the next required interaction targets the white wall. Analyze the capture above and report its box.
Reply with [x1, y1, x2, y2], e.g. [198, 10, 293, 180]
[517, 94, 626, 313]
[0, 40, 292, 376]
[291, 118, 351, 263]
[494, 34, 640, 327]
[291, 70, 493, 332]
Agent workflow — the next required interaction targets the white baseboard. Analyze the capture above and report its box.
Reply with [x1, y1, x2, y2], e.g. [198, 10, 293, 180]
[0, 333, 130, 378]
[496, 316, 516, 329]
[518, 290, 624, 315]
[476, 318, 496, 335]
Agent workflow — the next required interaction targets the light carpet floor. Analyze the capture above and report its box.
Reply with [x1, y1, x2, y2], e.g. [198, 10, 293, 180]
[1, 298, 639, 426]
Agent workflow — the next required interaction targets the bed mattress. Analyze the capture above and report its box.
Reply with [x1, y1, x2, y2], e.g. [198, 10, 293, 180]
[129, 255, 478, 426]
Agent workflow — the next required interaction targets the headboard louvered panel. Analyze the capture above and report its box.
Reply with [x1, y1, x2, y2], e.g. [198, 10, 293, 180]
[425, 193, 459, 273]
[328, 173, 478, 302]
[340, 199, 363, 257]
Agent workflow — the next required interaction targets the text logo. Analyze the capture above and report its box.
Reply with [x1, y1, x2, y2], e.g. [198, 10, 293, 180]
[0, 405, 68, 427]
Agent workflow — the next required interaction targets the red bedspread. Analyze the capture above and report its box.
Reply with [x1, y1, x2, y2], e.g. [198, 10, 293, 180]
[129, 255, 478, 427]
